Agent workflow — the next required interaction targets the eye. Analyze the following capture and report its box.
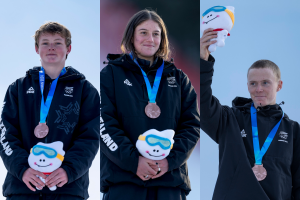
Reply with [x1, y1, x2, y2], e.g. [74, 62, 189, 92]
[43, 159, 45, 162]
[157, 150, 159, 152]
[207, 16, 209, 18]
[42, 43, 48, 45]
[40, 159, 42, 162]
[56, 43, 61, 45]
[153, 149, 155, 152]
[210, 14, 212, 16]
[263, 81, 268, 85]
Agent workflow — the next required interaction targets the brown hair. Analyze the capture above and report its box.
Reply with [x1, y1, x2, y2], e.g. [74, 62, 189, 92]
[121, 9, 171, 60]
[247, 60, 281, 80]
[34, 22, 71, 59]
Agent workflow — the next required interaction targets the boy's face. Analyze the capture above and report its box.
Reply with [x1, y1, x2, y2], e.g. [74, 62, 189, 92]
[247, 68, 283, 108]
[35, 33, 71, 67]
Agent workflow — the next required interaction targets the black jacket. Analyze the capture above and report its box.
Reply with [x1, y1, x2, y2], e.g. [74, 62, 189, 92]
[200, 55, 300, 200]
[0, 67, 100, 198]
[100, 54, 200, 195]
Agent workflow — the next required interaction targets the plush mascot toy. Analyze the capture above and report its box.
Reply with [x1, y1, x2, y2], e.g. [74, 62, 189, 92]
[136, 129, 175, 161]
[200, 6, 235, 52]
[28, 141, 65, 191]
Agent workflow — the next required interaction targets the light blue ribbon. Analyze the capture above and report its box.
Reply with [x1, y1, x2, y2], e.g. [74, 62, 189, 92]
[39, 67, 66, 123]
[251, 103, 284, 165]
[129, 53, 164, 103]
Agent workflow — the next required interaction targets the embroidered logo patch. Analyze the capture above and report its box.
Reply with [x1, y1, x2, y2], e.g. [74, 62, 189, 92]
[27, 87, 35, 94]
[278, 131, 288, 143]
[241, 129, 247, 137]
[64, 87, 73, 97]
[124, 79, 132, 86]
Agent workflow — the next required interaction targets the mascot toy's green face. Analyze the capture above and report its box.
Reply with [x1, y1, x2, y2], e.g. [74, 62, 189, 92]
[136, 129, 175, 161]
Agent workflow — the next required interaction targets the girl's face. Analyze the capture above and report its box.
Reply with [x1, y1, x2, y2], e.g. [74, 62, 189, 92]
[133, 20, 161, 61]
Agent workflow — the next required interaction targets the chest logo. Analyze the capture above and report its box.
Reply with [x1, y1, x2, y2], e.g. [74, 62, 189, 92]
[241, 129, 247, 137]
[278, 131, 288, 143]
[167, 77, 177, 87]
[124, 79, 132, 86]
[64, 87, 73, 97]
[27, 87, 35, 94]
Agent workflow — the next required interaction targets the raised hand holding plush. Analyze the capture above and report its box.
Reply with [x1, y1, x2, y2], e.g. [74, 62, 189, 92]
[28, 141, 65, 191]
[200, 6, 235, 52]
[136, 129, 175, 161]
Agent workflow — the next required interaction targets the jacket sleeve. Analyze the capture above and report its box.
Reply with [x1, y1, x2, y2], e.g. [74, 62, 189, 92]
[166, 71, 200, 171]
[61, 81, 100, 184]
[291, 122, 300, 198]
[200, 55, 231, 144]
[0, 82, 30, 182]
[100, 65, 139, 174]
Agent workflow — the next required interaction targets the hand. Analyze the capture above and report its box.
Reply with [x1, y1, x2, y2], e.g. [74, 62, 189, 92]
[200, 28, 218, 61]
[136, 156, 158, 181]
[150, 158, 169, 179]
[22, 168, 47, 191]
[45, 168, 68, 188]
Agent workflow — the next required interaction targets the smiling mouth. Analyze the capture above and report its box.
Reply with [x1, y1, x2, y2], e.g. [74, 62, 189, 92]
[203, 16, 218, 24]
[36, 164, 51, 167]
[146, 152, 163, 157]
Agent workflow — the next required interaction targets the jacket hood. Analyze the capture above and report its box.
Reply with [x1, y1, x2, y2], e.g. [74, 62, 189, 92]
[232, 96, 287, 119]
[26, 66, 85, 81]
[105, 53, 176, 75]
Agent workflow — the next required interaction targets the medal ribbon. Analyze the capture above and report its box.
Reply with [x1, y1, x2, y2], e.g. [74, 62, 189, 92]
[250, 103, 284, 165]
[39, 67, 67, 123]
[129, 53, 164, 103]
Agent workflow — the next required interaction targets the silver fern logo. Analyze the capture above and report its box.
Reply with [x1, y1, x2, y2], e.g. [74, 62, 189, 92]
[124, 79, 132, 86]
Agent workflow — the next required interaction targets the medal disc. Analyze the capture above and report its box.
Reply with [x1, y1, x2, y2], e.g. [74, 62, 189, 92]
[34, 123, 49, 138]
[252, 164, 267, 181]
[145, 103, 161, 119]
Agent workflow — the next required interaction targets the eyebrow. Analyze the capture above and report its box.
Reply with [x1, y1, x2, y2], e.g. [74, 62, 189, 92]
[41, 38, 63, 41]
[138, 28, 161, 32]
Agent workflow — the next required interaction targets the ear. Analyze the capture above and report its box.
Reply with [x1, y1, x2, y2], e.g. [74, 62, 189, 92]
[226, 6, 235, 13]
[67, 44, 72, 55]
[35, 45, 39, 54]
[277, 80, 283, 92]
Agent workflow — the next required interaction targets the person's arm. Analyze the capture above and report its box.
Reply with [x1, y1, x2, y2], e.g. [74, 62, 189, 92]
[100, 65, 158, 176]
[291, 122, 300, 198]
[0, 82, 47, 191]
[58, 81, 100, 184]
[0, 82, 31, 180]
[164, 72, 200, 172]
[200, 29, 233, 144]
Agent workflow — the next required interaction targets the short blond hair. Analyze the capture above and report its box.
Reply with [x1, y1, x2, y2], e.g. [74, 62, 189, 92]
[34, 22, 71, 59]
[247, 60, 281, 80]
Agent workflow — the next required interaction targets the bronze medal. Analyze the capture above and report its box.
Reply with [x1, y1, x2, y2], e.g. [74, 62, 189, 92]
[145, 102, 161, 119]
[252, 164, 267, 181]
[34, 122, 49, 138]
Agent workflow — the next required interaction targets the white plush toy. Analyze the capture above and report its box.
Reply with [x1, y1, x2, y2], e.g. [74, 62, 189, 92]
[28, 141, 65, 191]
[136, 129, 175, 160]
[200, 6, 235, 52]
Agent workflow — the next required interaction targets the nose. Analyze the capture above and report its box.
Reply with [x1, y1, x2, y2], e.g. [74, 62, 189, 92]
[49, 43, 55, 50]
[256, 84, 263, 92]
[146, 34, 154, 42]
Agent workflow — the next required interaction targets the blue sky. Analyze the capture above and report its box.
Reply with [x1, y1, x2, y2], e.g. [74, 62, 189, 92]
[201, 0, 300, 199]
[0, 0, 100, 199]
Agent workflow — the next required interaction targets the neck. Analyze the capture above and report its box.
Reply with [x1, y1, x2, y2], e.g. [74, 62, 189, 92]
[42, 64, 64, 79]
[136, 54, 154, 66]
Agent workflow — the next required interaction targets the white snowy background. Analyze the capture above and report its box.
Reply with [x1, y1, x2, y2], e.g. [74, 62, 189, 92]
[0, 0, 100, 199]
[201, 0, 300, 199]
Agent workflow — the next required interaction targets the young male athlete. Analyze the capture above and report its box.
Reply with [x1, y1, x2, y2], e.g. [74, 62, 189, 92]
[0, 22, 100, 200]
[200, 29, 300, 200]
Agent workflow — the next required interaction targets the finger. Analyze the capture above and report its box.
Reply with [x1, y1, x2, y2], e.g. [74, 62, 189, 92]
[30, 177, 44, 190]
[36, 172, 47, 179]
[47, 175, 61, 186]
[48, 177, 63, 188]
[201, 34, 218, 44]
[31, 175, 45, 187]
[57, 180, 67, 187]
[202, 28, 215, 35]
[25, 181, 36, 192]
[146, 165, 157, 176]
[46, 170, 59, 183]
[152, 170, 166, 179]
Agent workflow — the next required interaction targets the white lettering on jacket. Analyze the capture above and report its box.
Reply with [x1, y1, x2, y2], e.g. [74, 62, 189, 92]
[100, 116, 118, 151]
[0, 121, 13, 156]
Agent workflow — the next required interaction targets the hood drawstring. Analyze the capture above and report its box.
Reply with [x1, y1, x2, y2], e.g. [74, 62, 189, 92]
[253, 101, 285, 114]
